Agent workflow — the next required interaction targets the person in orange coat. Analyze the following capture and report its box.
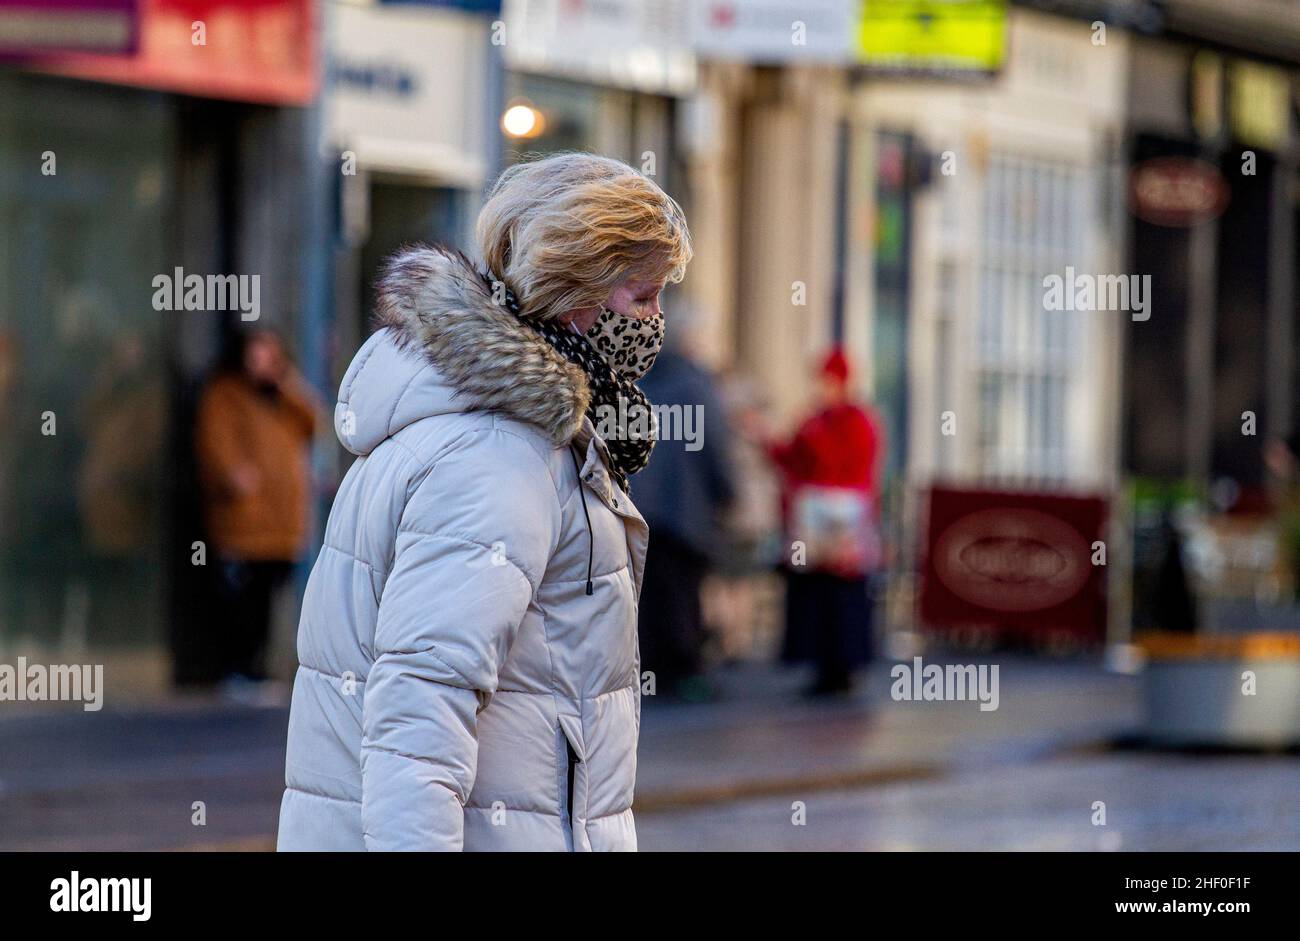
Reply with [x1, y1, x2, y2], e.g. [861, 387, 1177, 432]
[196, 328, 319, 686]
[767, 348, 884, 697]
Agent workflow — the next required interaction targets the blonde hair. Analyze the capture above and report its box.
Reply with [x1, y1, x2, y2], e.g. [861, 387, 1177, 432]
[476, 153, 692, 321]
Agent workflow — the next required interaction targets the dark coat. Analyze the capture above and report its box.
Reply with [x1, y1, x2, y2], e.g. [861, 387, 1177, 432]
[633, 347, 736, 560]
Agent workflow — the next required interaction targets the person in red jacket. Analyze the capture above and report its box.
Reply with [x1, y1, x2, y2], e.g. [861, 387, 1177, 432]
[767, 348, 884, 696]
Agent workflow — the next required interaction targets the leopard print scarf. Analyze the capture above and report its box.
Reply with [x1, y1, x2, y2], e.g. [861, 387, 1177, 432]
[481, 271, 655, 491]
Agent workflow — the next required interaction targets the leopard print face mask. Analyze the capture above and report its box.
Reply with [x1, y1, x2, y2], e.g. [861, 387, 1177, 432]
[583, 307, 665, 382]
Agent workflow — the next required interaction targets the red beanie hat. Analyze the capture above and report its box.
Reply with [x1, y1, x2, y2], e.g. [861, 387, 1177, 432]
[820, 347, 851, 384]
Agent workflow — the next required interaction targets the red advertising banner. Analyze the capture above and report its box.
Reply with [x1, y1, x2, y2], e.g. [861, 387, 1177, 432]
[34, 0, 316, 105]
[918, 485, 1109, 641]
[0, 0, 138, 55]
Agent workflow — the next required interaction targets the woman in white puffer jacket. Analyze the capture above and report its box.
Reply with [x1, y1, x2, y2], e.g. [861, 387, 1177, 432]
[276, 153, 691, 851]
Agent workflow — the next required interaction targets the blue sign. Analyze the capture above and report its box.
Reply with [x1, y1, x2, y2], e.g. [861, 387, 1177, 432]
[379, 0, 501, 13]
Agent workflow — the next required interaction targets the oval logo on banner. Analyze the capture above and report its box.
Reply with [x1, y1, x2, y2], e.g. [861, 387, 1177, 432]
[932, 508, 1092, 612]
[1129, 156, 1229, 227]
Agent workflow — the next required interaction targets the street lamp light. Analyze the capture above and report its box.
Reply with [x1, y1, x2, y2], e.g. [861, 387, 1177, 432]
[501, 102, 545, 139]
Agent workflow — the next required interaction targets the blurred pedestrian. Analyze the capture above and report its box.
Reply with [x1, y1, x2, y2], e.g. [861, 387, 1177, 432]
[79, 331, 166, 558]
[77, 331, 167, 637]
[711, 374, 784, 661]
[635, 322, 736, 701]
[195, 328, 319, 693]
[766, 348, 884, 697]
[278, 153, 692, 851]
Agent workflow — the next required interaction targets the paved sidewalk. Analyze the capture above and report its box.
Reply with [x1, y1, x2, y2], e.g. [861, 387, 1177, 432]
[636, 658, 1140, 810]
[0, 657, 1141, 850]
[635, 750, 1300, 851]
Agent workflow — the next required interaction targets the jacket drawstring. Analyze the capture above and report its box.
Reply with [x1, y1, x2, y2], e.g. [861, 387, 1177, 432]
[570, 447, 595, 596]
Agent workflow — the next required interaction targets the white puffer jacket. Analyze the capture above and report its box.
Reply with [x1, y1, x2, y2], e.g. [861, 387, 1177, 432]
[276, 247, 647, 851]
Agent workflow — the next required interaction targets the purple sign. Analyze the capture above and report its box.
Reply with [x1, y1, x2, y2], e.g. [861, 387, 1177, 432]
[0, 0, 139, 57]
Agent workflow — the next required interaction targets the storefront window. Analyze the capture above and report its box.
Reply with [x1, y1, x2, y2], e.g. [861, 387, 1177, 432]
[977, 153, 1089, 482]
[503, 72, 673, 184]
[0, 75, 174, 655]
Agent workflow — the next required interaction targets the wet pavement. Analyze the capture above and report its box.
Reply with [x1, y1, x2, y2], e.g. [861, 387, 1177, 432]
[637, 751, 1300, 851]
[0, 701, 288, 851]
[635, 658, 1139, 809]
[0, 657, 1296, 851]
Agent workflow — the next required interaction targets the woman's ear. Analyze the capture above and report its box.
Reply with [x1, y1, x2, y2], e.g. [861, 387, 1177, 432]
[560, 305, 602, 334]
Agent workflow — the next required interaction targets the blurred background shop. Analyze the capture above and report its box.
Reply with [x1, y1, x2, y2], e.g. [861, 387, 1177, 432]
[0, 0, 324, 690]
[326, 0, 499, 393]
[1119, 6, 1300, 641]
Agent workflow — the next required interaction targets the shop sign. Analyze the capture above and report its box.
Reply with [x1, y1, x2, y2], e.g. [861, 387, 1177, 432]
[920, 485, 1108, 639]
[503, 0, 696, 96]
[855, 0, 1006, 75]
[34, 0, 316, 106]
[0, 0, 137, 55]
[327, 2, 490, 186]
[694, 0, 855, 63]
[380, 0, 501, 11]
[1129, 157, 1229, 228]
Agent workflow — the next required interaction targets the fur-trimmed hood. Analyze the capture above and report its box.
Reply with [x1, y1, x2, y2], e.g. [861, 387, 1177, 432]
[334, 245, 591, 456]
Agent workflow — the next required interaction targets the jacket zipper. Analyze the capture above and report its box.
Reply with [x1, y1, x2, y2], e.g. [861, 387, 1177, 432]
[569, 447, 595, 596]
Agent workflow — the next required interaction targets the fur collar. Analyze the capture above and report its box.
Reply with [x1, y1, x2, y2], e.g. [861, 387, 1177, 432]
[372, 245, 591, 447]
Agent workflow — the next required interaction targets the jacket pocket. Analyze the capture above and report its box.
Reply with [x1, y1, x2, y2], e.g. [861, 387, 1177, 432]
[556, 723, 583, 851]
[565, 735, 580, 822]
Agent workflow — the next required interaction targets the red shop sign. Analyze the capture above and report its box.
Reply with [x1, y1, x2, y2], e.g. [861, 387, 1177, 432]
[919, 485, 1108, 640]
[34, 0, 316, 106]
[1129, 156, 1229, 228]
